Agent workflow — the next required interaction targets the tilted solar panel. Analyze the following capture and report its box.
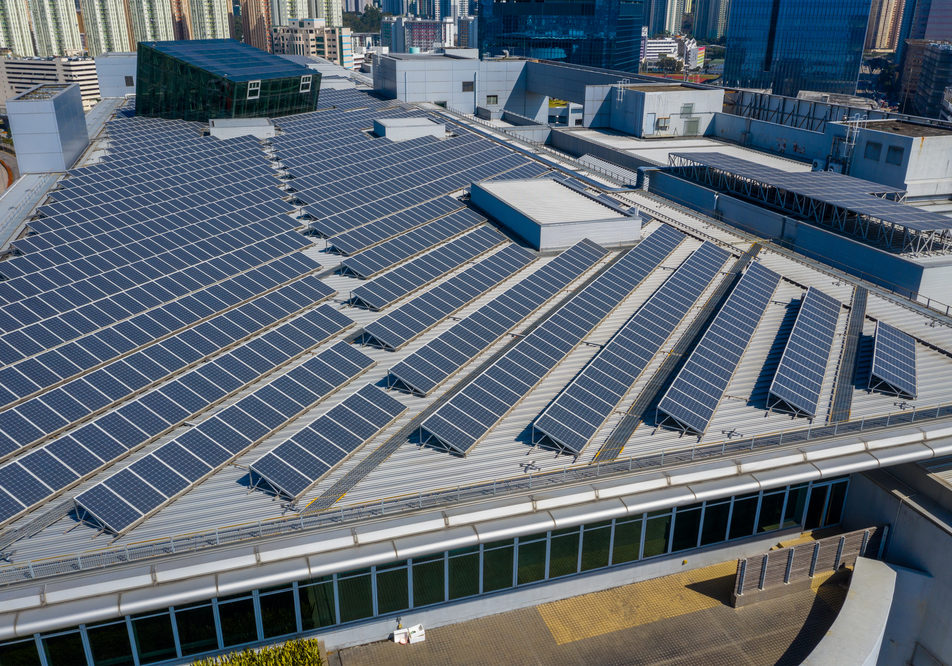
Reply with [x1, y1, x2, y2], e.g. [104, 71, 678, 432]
[656, 261, 781, 434]
[869, 320, 917, 399]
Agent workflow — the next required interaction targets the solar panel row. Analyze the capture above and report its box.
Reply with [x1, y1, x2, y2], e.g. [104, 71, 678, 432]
[0, 305, 352, 525]
[533, 241, 730, 454]
[327, 196, 463, 256]
[350, 225, 506, 311]
[420, 225, 685, 455]
[74, 342, 375, 534]
[388, 239, 608, 396]
[340, 208, 486, 279]
[768, 287, 841, 417]
[0, 251, 323, 410]
[250, 384, 407, 499]
[870, 320, 917, 399]
[362, 243, 535, 351]
[656, 262, 782, 434]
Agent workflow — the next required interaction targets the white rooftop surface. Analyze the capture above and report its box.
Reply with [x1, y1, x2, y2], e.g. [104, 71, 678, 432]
[376, 117, 442, 128]
[567, 128, 814, 172]
[477, 178, 624, 224]
[209, 117, 273, 128]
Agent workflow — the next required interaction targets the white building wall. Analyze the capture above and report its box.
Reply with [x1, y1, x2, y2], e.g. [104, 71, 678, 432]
[29, 0, 83, 57]
[7, 84, 89, 173]
[95, 52, 137, 97]
[0, 0, 36, 56]
[0, 58, 100, 111]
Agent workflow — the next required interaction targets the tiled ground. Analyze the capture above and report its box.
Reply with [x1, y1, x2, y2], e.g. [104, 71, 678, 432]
[332, 562, 849, 666]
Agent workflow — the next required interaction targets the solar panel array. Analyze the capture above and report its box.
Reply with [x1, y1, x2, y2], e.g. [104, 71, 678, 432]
[768, 287, 841, 417]
[339, 208, 487, 279]
[0, 271, 333, 454]
[272, 97, 550, 245]
[0, 305, 352, 525]
[420, 225, 685, 455]
[388, 239, 608, 396]
[75, 342, 374, 533]
[350, 225, 506, 310]
[870, 320, 917, 399]
[533, 241, 729, 454]
[656, 262, 781, 434]
[362, 243, 535, 350]
[250, 384, 407, 499]
[672, 152, 952, 232]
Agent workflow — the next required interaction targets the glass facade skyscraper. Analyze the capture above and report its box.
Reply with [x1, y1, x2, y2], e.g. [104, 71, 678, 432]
[478, 0, 645, 72]
[722, 0, 871, 98]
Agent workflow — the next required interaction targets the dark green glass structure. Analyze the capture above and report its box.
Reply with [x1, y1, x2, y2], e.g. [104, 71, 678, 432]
[135, 39, 321, 121]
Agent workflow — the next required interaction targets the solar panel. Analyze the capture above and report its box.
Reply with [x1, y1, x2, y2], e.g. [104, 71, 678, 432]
[339, 209, 486, 279]
[74, 341, 375, 534]
[388, 239, 608, 396]
[362, 243, 535, 350]
[656, 262, 781, 435]
[350, 225, 506, 310]
[869, 320, 917, 398]
[768, 287, 841, 417]
[533, 241, 730, 454]
[420, 225, 685, 455]
[0, 306, 352, 527]
[250, 384, 406, 499]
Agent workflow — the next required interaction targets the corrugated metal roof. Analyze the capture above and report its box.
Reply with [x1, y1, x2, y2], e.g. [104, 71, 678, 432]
[4, 90, 952, 572]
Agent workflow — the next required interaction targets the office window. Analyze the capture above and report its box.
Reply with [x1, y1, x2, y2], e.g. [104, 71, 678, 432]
[462, 81, 474, 92]
[300, 75, 312, 93]
[864, 141, 882, 161]
[886, 145, 905, 165]
[247, 80, 261, 100]
[124, 75, 134, 87]
[486, 94, 499, 105]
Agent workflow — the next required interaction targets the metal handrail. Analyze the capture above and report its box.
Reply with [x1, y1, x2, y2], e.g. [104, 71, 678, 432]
[2, 398, 950, 587]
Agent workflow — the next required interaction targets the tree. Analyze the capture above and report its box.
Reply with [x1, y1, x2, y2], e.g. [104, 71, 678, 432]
[343, 6, 388, 32]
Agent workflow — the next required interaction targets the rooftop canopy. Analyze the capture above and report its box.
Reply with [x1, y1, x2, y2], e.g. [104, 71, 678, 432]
[669, 151, 952, 254]
[139, 39, 313, 82]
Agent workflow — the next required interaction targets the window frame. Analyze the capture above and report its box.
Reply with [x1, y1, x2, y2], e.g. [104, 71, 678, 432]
[247, 80, 261, 100]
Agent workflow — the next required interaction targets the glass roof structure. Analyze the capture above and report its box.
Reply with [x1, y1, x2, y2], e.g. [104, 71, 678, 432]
[140, 39, 313, 82]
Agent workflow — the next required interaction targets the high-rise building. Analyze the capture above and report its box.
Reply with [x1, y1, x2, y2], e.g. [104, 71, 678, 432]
[646, 0, 667, 36]
[0, 0, 36, 56]
[382, 15, 455, 52]
[866, 0, 907, 50]
[664, 0, 685, 34]
[896, 0, 952, 63]
[29, 0, 84, 56]
[272, 18, 353, 67]
[693, 0, 729, 41]
[171, 0, 193, 39]
[457, 14, 476, 48]
[722, 0, 871, 97]
[189, 0, 234, 38]
[318, 0, 342, 28]
[80, 0, 134, 56]
[914, 41, 952, 116]
[129, 0, 176, 43]
[241, 0, 272, 50]
[478, 0, 645, 71]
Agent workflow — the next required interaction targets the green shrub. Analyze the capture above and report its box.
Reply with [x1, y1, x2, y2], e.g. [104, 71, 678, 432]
[191, 637, 323, 665]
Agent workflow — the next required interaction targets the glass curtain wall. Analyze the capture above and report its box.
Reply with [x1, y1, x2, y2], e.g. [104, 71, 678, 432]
[0, 479, 848, 666]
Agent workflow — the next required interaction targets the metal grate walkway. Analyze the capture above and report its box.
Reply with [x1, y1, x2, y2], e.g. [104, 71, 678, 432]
[828, 287, 867, 423]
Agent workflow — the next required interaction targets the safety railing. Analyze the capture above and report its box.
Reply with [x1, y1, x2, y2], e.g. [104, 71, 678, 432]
[1, 399, 950, 587]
